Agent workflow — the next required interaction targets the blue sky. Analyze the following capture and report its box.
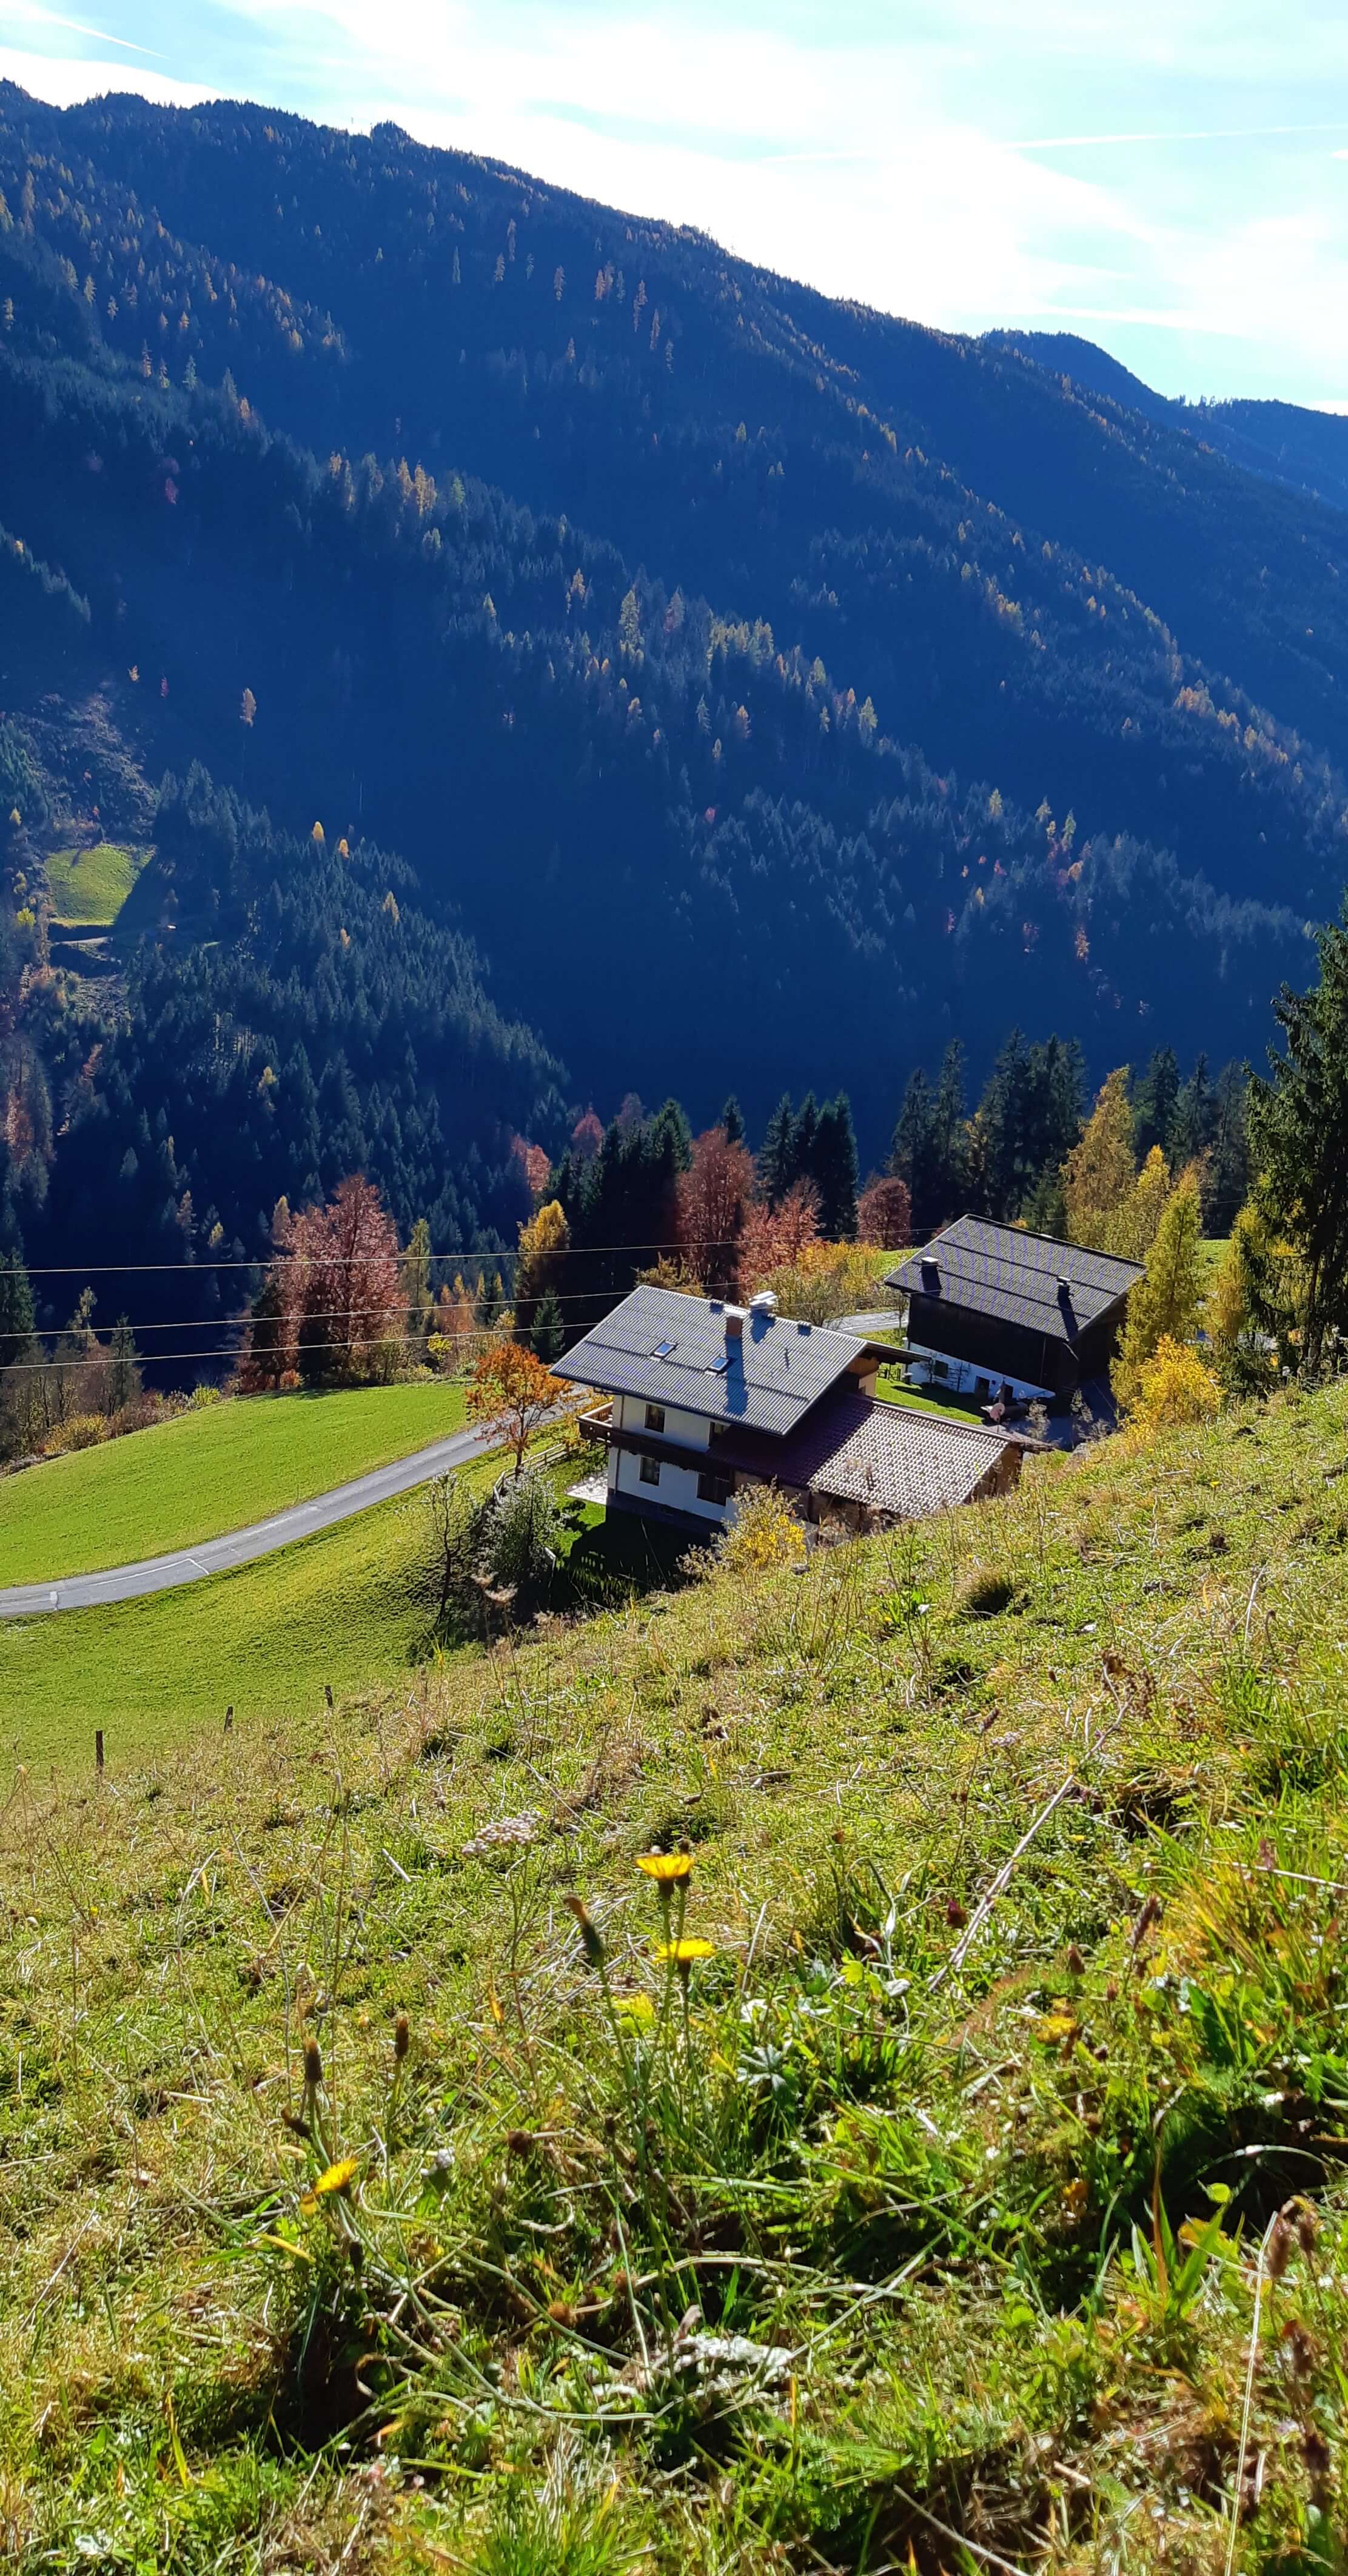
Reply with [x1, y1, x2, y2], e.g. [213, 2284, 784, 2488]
[2, 0, 1347, 404]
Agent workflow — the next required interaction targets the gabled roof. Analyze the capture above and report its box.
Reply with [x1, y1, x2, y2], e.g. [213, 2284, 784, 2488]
[716, 1390, 1018, 1517]
[887, 1215, 1142, 1346]
[552, 1283, 870, 1437]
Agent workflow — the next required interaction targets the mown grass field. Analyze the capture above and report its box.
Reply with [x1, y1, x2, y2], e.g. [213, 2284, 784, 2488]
[5, 1379, 1348, 2568]
[42, 838, 144, 922]
[0, 1380, 468, 1585]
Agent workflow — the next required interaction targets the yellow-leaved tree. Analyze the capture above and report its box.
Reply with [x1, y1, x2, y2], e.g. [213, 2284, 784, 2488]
[1125, 1337, 1221, 1431]
[1062, 1069, 1136, 1250]
[1112, 1170, 1204, 1411]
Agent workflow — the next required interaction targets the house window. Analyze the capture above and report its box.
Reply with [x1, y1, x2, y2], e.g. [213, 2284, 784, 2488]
[697, 1470, 731, 1507]
[639, 1454, 662, 1487]
[645, 1403, 666, 1434]
[931, 1359, 948, 1380]
[975, 1377, 990, 1400]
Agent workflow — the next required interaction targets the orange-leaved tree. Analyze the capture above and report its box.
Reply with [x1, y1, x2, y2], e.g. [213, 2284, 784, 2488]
[467, 1340, 565, 1476]
[677, 1127, 754, 1296]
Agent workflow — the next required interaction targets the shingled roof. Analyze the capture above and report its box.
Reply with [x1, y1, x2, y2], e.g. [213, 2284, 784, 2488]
[887, 1215, 1142, 1346]
[552, 1283, 874, 1437]
[716, 1390, 1018, 1517]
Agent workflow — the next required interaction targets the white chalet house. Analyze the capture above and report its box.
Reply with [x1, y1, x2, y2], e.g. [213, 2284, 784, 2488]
[553, 1283, 1023, 1537]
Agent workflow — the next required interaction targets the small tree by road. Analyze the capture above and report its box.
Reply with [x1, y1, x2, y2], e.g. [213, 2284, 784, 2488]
[466, 1340, 565, 1476]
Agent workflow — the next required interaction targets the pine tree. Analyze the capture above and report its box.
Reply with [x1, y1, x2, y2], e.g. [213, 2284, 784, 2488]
[721, 1095, 746, 1147]
[1133, 1047, 1181, 1164]
[759, 1093, 797, 1207]
[813, 1093, 859, 1239]
[1249, 907, 1348, 1370]
[0, 1248, 35, 1369]
[891, 1068, 941, 1236]
[531, 1288, 564, 1361]
[107, 1314, 141, 1414]
[401, 1216, 433, 1354]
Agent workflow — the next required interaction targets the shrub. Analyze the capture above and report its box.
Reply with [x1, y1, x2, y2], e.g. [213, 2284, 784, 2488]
[756, 1241, 879, 1325]
[40, 1412, 109, 1455]
[715, 1484, 806, 1577]
[481, 1471, 562, 1596]
[189, 1383, 226, 1410]
[1125, 1335, 1222, 1430]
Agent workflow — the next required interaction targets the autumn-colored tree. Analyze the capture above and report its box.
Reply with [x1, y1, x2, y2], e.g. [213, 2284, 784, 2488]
[428, 1273, 479, 1369]
[857, 1172, 913, 1250]
[1112, 1170, 1204, 1411]
[467, 1340, 563, 1476]
[739, 1178, 821, 1292]
[571, 1109, 604, 1163]
[1124, 1336, 1222, 1432]
[515, 1199, 569, 1340]
[511, 1135, 552, 1199]
[1063, 1069, 1136, 1250]
[754, 1239, 879, 1327]
[677, 1127, 754, 1295]
[245, 1176, 403, 1389]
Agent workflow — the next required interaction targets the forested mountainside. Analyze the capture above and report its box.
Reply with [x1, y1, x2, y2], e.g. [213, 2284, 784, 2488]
[988, 328, 1348, 518]
[1, 78, 1346, 1308]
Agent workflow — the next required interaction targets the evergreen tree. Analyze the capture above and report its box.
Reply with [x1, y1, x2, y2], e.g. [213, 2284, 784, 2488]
[1133, 1047, 1181, 1164]
[401, 1216, 433, 1354]
[107, 1313, 141, 1413]
[1248, 908, 1348, 1371]
[1171, 1053, 1214, 1167]
[931, 1041, 968, 1217]
[759, 1093, 797, 1207]
[791, 1093, 820, 1195]
[813, 1092, 859, 1239]
[0, 1248, 35, 1368]
[720, 1095, 746, 1147]
[890, 1069, 942, 1237]
[531, 1287, 564, 1361]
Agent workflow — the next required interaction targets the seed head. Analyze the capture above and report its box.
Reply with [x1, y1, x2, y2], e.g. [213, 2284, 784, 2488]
[303, 2036, 323, 2090]
[1066, 1944, 1085, 1977]
[564, 1893, 605, 1968]
[1296, 2202, 1319, 2256]
[394, 2011, 410, 2062]
[945, 1896, 968, 1929]
[1267, 2210, 1295, 2282]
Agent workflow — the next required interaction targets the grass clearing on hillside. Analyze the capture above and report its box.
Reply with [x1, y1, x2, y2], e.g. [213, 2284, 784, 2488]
[0, 1380, 468, 1583]
[5, 1383, 1348, 2564]
[43, 838, 144, 922]
[1, 1432, 584, 1765]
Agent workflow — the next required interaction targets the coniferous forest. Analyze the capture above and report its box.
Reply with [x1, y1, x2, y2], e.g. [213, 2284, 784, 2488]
[1, 78, 1345, 1335]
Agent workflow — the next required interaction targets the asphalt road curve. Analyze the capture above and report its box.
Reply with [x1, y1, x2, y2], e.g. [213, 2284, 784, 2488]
[0, 1420, 498, 1620]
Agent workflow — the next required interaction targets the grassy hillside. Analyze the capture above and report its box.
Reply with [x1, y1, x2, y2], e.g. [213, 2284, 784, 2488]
[42, 837, 144, 924]
[4, 1381, 1348, 2566]
[0, 1380, 468, 1584]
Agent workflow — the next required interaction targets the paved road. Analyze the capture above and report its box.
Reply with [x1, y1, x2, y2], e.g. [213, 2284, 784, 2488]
[0, 1421, 500, 1620]
[830, 1309, 904, 1337]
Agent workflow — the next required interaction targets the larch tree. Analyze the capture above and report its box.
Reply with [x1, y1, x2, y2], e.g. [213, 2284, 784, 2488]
[1112, 1170, 1203, 1411]
[1063, 1069, 1136, 1250]
[467, 1340, 563, 1477]
[677, 1127, 754, 1297]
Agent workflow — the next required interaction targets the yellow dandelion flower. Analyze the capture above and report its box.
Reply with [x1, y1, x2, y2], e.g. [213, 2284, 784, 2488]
[655, 1937, 716, 1964]
[299, 2155, 359, 2214]
[635, 1851, 692, 1882]
[615, 1993, 656, 2022]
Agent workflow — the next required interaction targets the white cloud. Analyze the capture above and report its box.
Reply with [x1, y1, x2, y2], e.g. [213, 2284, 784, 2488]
[4, 0, 1348, 397]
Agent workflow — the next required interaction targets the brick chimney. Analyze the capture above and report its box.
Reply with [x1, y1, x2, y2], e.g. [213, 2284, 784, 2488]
[725, 1308, 744, 1342]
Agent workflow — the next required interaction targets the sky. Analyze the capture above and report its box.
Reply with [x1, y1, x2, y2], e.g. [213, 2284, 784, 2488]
[2, 0, 1347, 406]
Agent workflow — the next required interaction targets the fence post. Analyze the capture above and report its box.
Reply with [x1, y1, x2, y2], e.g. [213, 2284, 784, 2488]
[95, 1729, 104, 1774]
[224, 1705, 233, 1734]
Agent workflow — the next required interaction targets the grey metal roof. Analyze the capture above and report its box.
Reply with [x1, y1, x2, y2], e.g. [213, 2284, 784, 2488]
[552, 1283, 866, 1435]
[716, 1390, 1018, 1517]
[887, 1215, 1142, 1346]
